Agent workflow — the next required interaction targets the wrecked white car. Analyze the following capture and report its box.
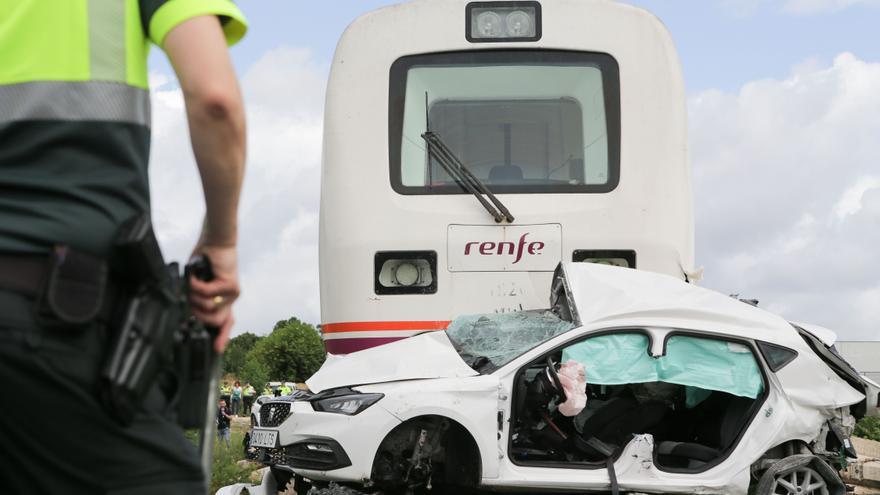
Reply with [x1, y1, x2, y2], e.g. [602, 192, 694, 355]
[222, 263, 867, 495]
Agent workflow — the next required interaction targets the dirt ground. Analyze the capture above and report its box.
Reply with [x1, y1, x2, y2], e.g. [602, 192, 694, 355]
[854, 486, 880, 494]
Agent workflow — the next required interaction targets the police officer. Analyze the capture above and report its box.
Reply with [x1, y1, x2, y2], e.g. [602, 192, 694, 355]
[243, 382, 256, 413]
[0, 1, 247, 494]
[221, 381, 233, 405]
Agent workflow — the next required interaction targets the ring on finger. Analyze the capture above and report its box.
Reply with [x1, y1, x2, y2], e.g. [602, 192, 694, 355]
[212, 295, 225, 307]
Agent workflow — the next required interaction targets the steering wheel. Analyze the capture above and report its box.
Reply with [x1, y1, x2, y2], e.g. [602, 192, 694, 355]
[545, 357, 568, 402]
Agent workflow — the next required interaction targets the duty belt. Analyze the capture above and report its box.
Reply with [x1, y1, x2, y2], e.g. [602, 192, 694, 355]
[0, 249, 113, 325]
[0, 254, 48, 297]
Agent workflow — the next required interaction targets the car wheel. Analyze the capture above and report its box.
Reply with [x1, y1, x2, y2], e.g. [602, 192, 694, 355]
[753, 454, 844, 495]
[769, 465, 830, 495]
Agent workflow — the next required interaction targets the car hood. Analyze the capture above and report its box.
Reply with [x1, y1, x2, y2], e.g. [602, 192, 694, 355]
[306, 331, 479, 393]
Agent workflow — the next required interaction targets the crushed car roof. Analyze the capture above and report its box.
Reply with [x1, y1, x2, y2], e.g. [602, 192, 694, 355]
[558, 263, 864, 409]
[559, 262, 809, 350]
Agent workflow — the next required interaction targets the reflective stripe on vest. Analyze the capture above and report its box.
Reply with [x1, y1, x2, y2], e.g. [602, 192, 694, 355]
[0, 81, 150, 126]
[88, 0, 128, 82]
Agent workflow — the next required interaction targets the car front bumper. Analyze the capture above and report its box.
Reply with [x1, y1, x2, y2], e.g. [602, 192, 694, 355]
[255, 399, 401, 482]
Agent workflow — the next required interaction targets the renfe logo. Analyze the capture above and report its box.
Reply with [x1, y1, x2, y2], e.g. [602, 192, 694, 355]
[448, 224, 559, 272]
[464, 233, 545, 264]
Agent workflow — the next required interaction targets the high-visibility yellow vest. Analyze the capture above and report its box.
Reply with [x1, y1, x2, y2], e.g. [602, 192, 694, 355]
[0, 0, 246, 255]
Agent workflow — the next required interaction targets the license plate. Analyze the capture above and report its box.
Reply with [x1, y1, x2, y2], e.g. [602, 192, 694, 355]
[250, 429, 278, 448]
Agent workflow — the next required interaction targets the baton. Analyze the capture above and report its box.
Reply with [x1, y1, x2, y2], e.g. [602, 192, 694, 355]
[186, 255, 222, 493]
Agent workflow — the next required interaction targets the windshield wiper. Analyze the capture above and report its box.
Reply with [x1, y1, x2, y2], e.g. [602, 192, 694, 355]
[422, 130, 515, 223]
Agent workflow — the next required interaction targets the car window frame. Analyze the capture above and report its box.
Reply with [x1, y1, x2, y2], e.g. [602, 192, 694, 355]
[501, 326, 771, 474]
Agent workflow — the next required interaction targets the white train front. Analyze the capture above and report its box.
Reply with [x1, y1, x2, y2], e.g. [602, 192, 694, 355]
[319, 0, 696, 353]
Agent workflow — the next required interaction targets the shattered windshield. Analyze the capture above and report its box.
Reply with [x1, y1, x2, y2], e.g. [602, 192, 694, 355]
[446, 310, 575, 373]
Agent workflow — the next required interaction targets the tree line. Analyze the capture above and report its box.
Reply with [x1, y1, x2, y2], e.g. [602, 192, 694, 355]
[222, 317, 326, 386]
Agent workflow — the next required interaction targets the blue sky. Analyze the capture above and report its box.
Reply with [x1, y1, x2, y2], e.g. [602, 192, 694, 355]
[148, 0, 880, 340]
[153, 0, 880, 92]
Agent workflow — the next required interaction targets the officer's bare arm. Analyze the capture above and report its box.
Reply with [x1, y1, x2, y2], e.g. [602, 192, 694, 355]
[162, 16, 247, 351]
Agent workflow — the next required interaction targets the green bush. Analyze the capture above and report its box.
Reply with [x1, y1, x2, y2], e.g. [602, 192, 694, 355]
[223, 332, 263, 377]
[245, 317, 326, 383]
[854, 416, 880, 442]
[239, 357, 270, 390]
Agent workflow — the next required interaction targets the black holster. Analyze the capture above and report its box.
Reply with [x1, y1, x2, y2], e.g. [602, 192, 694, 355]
[97, 214, 214, 428]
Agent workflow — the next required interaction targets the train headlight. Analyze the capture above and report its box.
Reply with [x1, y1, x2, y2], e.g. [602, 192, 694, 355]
[467, 2, 541, 42]
[572, 250, 637, 269]
[375, 251, 438, 295]
[394, 262, 421, 286]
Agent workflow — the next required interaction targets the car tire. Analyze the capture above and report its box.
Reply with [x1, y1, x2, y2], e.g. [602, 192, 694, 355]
[753, 454, 843, 495]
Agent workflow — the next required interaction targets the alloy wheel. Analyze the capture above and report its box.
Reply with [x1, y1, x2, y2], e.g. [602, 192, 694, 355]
[771, 466, 830, 495]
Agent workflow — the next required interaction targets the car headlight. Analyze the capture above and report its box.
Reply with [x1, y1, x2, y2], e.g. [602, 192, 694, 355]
[312, 393, 384, 415]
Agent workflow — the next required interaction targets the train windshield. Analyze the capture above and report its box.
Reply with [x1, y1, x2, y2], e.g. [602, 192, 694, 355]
[390, 50, 620, 195]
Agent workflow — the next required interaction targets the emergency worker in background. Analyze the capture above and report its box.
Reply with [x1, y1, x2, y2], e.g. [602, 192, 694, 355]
[0, 1, 247, 493]
[221, 380, 232, 405]
[243, 382, 256, 414]
[231, 380, 243, 415]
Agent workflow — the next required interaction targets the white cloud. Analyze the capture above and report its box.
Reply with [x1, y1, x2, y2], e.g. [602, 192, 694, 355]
[691, 52, 880, 340]
[148, 46, 328, 336]
[833, 176, 880, 220]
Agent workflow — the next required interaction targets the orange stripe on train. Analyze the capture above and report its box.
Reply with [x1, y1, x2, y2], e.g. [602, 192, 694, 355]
[321, 320, 452, 333]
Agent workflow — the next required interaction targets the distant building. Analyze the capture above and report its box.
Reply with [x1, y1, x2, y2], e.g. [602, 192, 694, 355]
[836, 341, 880, 416]
[835, 341, 880, 384]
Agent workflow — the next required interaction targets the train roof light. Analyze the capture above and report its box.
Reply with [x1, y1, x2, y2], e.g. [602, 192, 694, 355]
[506, 10, 532, 37]
[467, 2, 541, 43]
[475, 11, 503, 38]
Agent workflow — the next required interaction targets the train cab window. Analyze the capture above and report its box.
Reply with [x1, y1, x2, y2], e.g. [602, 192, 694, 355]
[389, 50, 620, 195]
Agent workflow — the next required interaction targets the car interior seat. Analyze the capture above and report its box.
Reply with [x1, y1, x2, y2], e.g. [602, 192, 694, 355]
[656, 393, 755, 468]
[573, 396, 671, 460]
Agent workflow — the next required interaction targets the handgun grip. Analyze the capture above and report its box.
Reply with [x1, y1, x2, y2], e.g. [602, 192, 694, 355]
[186, 254, 214, 283]
[185, 254, 219, 338]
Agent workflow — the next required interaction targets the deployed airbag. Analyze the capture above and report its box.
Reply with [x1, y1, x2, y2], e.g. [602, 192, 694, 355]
[561, 333, 764, 399]
[558, 360, 587, 416]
